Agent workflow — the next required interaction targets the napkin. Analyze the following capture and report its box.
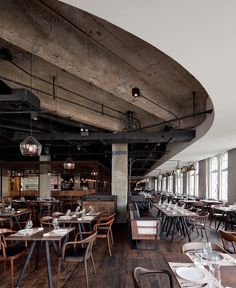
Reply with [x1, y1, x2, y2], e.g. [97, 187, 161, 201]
[14, 227, 43, 236]
[43, 229, 69, 237]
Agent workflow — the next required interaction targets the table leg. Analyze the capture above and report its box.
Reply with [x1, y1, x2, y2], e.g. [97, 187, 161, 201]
[45, 241, 53, 288]
[35, 241, 42, 271]
[16, 240, 36, 288]
[181, 217, 191, 242]
[14, 215, 22, 229]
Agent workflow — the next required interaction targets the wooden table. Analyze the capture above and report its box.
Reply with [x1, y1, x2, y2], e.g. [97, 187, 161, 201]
[163, 252, 236, 288]
[57, 212, 101, 239]
[5, 227, 74, 288]
[0, 209, 31, 229]
[213, 206, 236, 230]
[154, 204, 197, 242]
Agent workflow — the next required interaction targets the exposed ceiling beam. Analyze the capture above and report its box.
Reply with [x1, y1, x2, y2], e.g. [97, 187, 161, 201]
[0, 0, 181, 121]
[14, 130, 195, 143]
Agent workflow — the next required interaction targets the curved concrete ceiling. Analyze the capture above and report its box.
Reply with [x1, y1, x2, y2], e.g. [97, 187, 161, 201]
[62, 0, 236, 174]
[0, 0, 213, 176]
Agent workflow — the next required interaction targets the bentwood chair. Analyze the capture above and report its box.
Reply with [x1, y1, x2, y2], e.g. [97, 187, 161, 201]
[182, 241, 227, 254]
[40, 216, 54, 227]
[0, 228, 28, 288]
[188, 211, 209, 241]
[57, 231, 97, 288]
[97, 213, 116, 245]
[132, 267, 173, 288]
[219, 230, 236, 253]
[93, 217, 115, 256]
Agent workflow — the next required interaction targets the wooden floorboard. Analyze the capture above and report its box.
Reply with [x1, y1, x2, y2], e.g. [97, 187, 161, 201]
[0, 221, 222, 288]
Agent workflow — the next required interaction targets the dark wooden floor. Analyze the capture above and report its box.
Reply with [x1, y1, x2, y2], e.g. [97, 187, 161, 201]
[0, 221, 221, 288]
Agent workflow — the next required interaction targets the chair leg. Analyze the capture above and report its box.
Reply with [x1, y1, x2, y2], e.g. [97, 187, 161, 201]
[56, 259, 61, 288]
[107, 236, 112, 256]
[91, 253, 96, 274]
[84, 260, 89, 288]
[10, 259, 14, 288]
[205, 229, 208, 241]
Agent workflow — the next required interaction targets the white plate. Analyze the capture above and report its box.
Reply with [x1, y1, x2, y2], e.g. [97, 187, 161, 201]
[176, 266, 205, 282]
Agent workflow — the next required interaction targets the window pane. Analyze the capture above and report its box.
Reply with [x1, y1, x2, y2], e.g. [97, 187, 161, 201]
[211, 157, 218, 171]
[221, 170, 228, 201]
[221, 153, 228, 170]
[211, 171, 218, 199]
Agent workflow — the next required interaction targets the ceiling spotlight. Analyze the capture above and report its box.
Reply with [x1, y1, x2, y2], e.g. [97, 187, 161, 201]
[132, 87, 140, 97]
[31, 112, 38, 121]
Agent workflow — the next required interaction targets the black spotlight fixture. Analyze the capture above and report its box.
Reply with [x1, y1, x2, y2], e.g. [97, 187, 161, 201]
[132, 87, 140, 97]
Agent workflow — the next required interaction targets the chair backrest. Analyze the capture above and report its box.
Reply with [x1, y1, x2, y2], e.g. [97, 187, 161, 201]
[51, 211, 64, 218]
[94, 217, 115, 231]
[40, 216, 53, 227]
[132, 267, 173, 288]
[195, 211, 209, 224]
[219, 230, 236, 253]
[62, 231, 97, 261]
[98, 213, 116, 223]
[83, 231, 97, 260]
[182, 241, 226, 253]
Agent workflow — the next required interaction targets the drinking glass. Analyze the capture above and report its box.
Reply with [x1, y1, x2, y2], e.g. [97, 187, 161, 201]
[52, 218, 59, 230]
[25, 220, 33, 230]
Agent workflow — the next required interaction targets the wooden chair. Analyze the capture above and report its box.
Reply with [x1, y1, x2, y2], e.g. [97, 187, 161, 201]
[51, 211, 64, 218]
[219, 230, 236, 253]
[40, 216, 54, 227]
[97, 212, 115, 245]
[0, 228, 28, 288]
[17, 208, 32, 229]
[57, 231, 97, 288]
[132, 267, 173, 288]
[182, 241, 227, 254]
[93, 217, 115, 256]
[209, 204, 226, 229]
[188, 211, 209, 241]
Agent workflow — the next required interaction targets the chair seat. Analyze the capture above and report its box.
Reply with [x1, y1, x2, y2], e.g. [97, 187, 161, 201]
[0, 244, 26, 258]
[64, 246, 86, 261]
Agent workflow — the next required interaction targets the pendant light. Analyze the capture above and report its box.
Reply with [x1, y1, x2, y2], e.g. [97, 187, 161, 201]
[19, 55, 42, 157]
[63, 145, 75, 170]
[63, 159, 75, 170]
[20, 112, 42, 157]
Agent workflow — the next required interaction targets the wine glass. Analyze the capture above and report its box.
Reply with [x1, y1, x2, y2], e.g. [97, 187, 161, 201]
[25, 220, 33, 230]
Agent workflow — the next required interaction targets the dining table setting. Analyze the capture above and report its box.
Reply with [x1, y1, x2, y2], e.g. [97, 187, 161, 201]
[163, 250, 236, 288]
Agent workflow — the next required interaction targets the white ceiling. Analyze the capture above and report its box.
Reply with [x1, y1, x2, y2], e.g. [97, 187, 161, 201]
[61, 0, 236, 174]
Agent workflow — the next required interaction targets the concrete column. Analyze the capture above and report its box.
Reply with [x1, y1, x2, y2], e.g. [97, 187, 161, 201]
[183, 173, 187, 195]
[39, 155, 51, 199]
[0, 168, 8, 198]
[199, 159, 207, 199]
[112, 144, 128, 223]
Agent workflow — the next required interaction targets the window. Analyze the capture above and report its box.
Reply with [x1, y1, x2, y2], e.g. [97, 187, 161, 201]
[175, 173, 183, 194]
[188, 170, 195, 195]
[210, 156, 218, 199]
[186, 162, 199, 196]
[168, 175, 173, 192]
[220, 152, 228, 202]
[162, 176, 166, 191]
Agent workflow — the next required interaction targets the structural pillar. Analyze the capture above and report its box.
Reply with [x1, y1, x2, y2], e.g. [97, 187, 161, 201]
[112, 144, 128, 223]
[39, 155, 51, 199]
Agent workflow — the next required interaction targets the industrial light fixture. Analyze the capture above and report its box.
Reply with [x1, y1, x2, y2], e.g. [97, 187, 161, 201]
[63, 159, 75, 170]
[80, 127, 89, 136]
[19, 113, 42, 157]
[63, 145, 75, 170]
[91, 170, 98, 176]
[132, 87, 140, 97]
[175, 165, 181, 177]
